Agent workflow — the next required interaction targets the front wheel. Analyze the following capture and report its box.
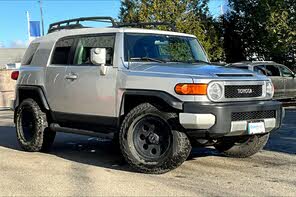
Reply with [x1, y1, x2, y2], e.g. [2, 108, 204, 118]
[214, 133, 270, 158]
[119, 103, 191, 174]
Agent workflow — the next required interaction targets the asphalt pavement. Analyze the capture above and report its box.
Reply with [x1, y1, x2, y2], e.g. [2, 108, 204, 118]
[0, 110, 295, 196]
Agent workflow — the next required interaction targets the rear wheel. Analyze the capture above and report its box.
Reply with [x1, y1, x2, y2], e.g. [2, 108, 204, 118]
[16, 98, 56, 152]
[214, 133, 270, 158]
[119, 103, 191, 174]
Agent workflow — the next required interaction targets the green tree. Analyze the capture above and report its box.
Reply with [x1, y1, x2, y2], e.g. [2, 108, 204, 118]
[119, 0, 141, 23]
[119, 0, 225, 62]
[224, 0, 296, 67]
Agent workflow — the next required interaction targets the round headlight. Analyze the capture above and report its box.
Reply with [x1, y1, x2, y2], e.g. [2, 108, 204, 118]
[266, 82, 274, 98]
[208, 82, 223, 101]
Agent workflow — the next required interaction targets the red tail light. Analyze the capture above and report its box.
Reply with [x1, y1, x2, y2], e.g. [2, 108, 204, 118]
[11, 71, 19, 80]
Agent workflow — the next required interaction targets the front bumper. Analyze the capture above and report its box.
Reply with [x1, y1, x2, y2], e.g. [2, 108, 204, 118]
[179, 100, 283, 138]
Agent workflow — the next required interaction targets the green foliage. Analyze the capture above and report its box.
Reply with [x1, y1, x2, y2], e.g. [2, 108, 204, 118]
[119, 0, 225, 62]
[119, 0, 295, 66]
[224, 0, 296, 66]
[168, 41, 194, 62]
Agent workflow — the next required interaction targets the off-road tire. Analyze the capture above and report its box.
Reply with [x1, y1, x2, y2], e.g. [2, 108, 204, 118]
[16, 98, 56, 152]
[214, 133, 270, 158]
[119, 103, 191, 174]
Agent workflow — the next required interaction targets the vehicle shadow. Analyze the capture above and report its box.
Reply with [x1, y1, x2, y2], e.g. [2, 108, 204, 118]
[264, 110, 296, 154]
[0, 125, 220, 172]
[0, 125, 133, 172]
[0, 110, 294, 173]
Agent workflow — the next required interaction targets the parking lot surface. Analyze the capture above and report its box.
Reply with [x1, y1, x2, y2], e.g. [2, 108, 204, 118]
[0, 110, 295, 196]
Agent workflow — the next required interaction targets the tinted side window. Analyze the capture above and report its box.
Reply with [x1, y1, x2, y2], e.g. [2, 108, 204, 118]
[51, 38, 74, 65]
[73, 35, 115, 65]
[254, 65, 267, 75]
[279, 65, 294, 77]
[265, 65, 281, 76]
[22, 43, 40, 65]
[234, 66, 249, 70]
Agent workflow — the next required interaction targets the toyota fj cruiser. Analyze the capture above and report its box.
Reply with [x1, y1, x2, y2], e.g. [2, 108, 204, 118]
[12, 17, 283, 174]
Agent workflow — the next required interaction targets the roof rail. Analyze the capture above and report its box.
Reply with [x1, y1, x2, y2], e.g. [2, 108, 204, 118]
[48, 16, 177, 33]
[48, 16, 117, 34]
[117, 22, 176, 31]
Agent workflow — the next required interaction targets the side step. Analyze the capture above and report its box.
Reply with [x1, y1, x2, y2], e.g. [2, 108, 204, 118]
[50, 123, 114, 139]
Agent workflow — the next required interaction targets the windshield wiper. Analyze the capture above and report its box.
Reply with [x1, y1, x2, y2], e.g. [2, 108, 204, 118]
[130, 57, 167, 63]
[188, 60, 211, 64]
[169, 60, 210, 64]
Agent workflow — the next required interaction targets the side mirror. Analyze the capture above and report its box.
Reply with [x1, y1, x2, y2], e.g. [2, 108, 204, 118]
[91, 48, 107, 75]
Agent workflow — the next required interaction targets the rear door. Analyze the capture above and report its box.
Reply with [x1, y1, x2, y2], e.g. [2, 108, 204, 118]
[278, 65, 296, 99]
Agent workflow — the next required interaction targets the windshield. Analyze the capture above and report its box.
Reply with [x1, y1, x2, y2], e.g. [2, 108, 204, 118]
[124, 33, 209, 63]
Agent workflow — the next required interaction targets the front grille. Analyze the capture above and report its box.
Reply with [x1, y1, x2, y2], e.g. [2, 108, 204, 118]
[225, 85, 262, 98]
[232, 110, 276, 121]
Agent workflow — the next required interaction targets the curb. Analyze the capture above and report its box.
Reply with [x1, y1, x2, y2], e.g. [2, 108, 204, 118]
[0, 107, 13, 111]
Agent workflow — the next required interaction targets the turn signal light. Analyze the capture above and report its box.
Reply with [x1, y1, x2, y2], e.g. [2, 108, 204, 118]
[175, 83, 208, 95]
[11, 71, 19, 80]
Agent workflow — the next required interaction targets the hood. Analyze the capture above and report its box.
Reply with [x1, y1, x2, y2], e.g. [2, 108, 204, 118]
[129, 63, 260, 78]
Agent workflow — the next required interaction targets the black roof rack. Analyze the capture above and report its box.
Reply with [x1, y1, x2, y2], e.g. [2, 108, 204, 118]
[117, 22, 176, 31]
[48, 16, 177, 34]
[48, 16, 117, 33]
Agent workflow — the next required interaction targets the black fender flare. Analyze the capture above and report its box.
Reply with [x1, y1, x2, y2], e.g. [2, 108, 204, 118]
[119, 90, 183, 116]
[14, 85, 50, 110]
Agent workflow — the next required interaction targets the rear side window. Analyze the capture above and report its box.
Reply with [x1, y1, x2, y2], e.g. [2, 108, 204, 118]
[232, 66, 249, 70]
[254, 65, 267, 75]
[265, 65, 281, 76]
[22, 43, 40, 65]
[51, 38, 74, 65]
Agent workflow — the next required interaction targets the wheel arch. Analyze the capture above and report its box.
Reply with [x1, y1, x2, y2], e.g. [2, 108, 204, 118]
[14, 86, 51, 123]
[118, 90, 183, 125]
[15, 86, 50, 110]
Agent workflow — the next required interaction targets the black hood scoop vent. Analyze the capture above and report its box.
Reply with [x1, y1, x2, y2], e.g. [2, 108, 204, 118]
[216, 73, 254, 77]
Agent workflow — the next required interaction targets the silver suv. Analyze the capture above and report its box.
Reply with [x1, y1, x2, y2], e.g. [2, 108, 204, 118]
[12, 17, 283, 174]
[228, 61, 296, 100]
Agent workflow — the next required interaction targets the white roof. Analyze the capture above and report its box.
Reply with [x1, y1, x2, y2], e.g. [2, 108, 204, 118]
[33, 27, 196, 43]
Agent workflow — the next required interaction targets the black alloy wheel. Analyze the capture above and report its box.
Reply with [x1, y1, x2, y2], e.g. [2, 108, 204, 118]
[20, 106, 37, 142]
[133, 115, 172, 161]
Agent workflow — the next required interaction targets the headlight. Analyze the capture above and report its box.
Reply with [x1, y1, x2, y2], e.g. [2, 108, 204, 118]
[266, 82, 274, 99]
[207, 82, 223, 101]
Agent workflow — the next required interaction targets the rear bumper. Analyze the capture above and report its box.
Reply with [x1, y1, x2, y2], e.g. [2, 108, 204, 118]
[179, 100, 283, 138]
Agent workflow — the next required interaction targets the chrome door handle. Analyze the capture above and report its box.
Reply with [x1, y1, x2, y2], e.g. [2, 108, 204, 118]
[65, 74, 78, 80]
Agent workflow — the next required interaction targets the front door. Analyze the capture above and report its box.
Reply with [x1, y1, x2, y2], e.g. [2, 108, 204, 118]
[63, 34, 117, 118]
